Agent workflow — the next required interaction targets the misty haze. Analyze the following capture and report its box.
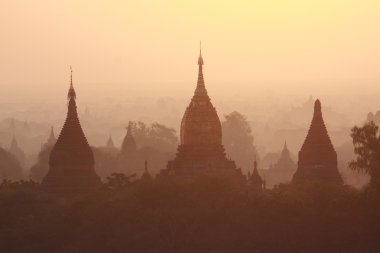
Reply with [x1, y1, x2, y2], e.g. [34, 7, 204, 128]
[1, 1, 380, 253]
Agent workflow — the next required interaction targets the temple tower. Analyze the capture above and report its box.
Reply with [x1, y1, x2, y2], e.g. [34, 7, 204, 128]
[106, 135, 115, 149]
[42, 68, 101, 195]
[121, 122, 137, 155]
[248, 159, 264, 191]
[292, 99, 342, 184]
[46, 126, 57, 147]
[161, 46, 239, 177]
[266, 141, 296, 187]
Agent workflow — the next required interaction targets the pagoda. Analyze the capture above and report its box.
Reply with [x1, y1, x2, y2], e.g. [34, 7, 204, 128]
[292, 99, 342, 184]
[248, 159, 264, 191]
[106, 135, 115, 149]
[42, 68, 101, 195]
[160, 46, 239, 177]
[121, 122, 137, 156]
[266, 141, 296, 187]
[42, 126, 57, 149]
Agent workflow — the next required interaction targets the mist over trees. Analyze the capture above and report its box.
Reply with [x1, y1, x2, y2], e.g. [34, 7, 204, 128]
[222, 111, 258, 173]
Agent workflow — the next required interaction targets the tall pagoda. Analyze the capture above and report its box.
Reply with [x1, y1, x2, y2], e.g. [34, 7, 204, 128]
[160, 46, 239, 177]
[292, 99, 342, 184]
[42, 68, 101, 195]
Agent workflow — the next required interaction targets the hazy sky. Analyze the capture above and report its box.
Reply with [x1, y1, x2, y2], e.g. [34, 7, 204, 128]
[1, 0, 380, 101]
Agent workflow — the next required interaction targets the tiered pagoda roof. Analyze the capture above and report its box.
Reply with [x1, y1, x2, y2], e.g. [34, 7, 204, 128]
[162, 46, 240, 177]
[292, 99, 342, 184]
[273, 141, 296, 171]
[180, 47, 222, 146]
[42, 68, 101, 195]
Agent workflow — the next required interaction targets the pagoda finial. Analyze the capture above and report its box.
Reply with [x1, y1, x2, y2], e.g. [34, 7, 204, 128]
[198, 41, 203, 66]
[68, 66, 76, 100]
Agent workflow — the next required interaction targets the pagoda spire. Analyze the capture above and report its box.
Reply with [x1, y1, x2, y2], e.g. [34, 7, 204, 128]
[250, 157, 263, 190]
[46, 126, 57, 147]
[68, 66, 76, 101]
[107, 135, 115, 148]
[49, 126, 55, 140]
[194, 41, 208, 97]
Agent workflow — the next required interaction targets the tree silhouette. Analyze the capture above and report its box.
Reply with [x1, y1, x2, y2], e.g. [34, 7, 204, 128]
[222, 111, 258, 172]
[350, 121, 380, 187]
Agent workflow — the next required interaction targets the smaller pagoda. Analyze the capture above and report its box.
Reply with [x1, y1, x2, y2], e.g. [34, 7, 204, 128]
[248, 159, 264, 191]
[121, 122, 137, 156]
[266, 141, 296, 187]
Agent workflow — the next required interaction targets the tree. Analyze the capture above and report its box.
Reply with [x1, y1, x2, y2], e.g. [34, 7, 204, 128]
[222, 111, 258, 172]
[349, 121, 380, 187]
[131, 121, 178, 153]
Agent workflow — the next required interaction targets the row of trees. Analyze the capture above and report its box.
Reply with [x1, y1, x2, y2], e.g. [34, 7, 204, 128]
[0, 174, 380, 253]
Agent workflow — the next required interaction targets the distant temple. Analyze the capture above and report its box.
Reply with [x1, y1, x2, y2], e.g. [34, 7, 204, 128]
[292, 99, 343, 184]
[44, 126, 57, 148]
[106, 135, 115, 149]
[42, 68, 101, 195]
[266, 141, 296, 187]
[30, 128, 57, 182]
[160, 47, 240, 177]
[248, 159, 264, 191]
[121, 122, 137, 156]
[9, 135, 26, 167]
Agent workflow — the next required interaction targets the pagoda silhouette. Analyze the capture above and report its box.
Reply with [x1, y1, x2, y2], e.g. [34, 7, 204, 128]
[42, 68, 101, 195]
[292, 99, 343, 184]
[160, 46, 240, 177]
[248, 159, 264, 191]
[266, 141, 296, 187]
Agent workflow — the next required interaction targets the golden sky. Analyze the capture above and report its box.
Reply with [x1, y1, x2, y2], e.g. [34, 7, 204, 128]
[1, 0, 379, 100]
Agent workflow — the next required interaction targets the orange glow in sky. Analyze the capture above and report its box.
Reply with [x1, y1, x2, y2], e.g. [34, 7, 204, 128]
[1, 0, 379, 99]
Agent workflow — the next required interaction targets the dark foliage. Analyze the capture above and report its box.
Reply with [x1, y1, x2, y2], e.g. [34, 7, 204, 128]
[350, 121, 380, 186]
[0, 177, 379, 253]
